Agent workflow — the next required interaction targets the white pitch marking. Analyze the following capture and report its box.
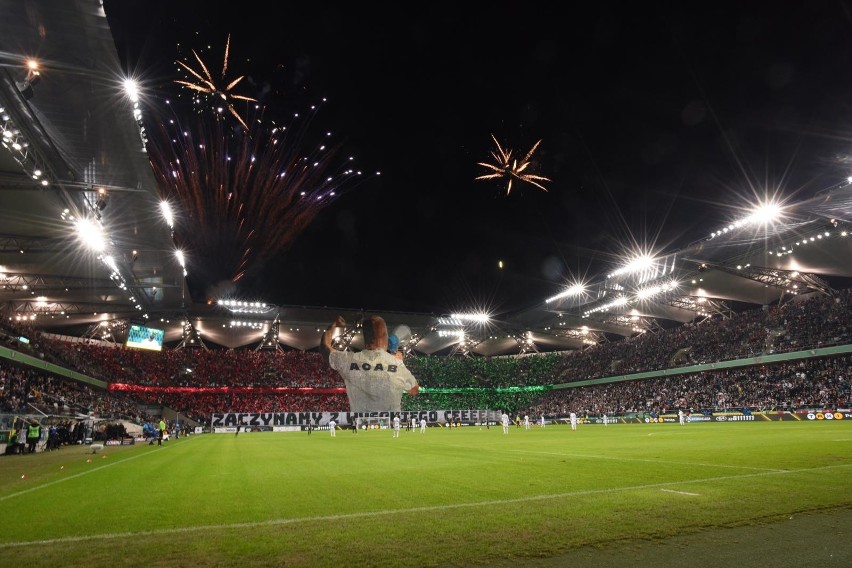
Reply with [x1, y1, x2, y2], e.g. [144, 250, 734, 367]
[0, 438, 184, 502]
[509, 449, 786, 472]
[0, 462, 849, 549]
[661, 488, 700, 496]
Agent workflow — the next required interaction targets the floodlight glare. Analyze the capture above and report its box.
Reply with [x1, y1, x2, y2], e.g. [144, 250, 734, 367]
[438, 328, 465, 338]
[546, 283, 586, 303]
[101, 255, 119, 273]
[123, 79, 139, 102]
[609, 254, 655, 278]
[160, 200, 174, 228]
[636, 285, 662, 299]
[75, 218, 106, 251]
[450, 313, 490, 323]
[747, 202, 782, 225]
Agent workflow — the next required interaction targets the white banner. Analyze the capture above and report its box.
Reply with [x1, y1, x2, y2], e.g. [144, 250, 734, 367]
[210, 409, 496, 430]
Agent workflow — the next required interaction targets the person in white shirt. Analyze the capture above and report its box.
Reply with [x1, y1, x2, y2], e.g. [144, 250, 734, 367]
[602, 413, 608, 426]
[320, 315, 419, 413]
[420, 417, 427, 433]
[524, 415, 530, 430]
[540, 415, 546, 428]
[392, 415, 401, 438]
[569, 412, 577, 431]
[678, 409, 686, 426]
[410, 417, 417, 432]
[328, 419, 337, 437]
[501, 412, 510, 434]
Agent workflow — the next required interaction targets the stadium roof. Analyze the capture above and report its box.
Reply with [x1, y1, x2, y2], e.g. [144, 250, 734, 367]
[2, 0, 852, 357]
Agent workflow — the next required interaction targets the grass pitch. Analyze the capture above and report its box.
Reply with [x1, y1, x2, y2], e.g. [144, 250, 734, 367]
[1, 421, 850, 567]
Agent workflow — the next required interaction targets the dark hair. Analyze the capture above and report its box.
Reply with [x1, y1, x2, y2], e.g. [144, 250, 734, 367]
[361, 315, 388, 350]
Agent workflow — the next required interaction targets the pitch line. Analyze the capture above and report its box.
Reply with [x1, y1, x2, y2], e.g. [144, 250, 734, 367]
[0, 439, 183, 503]
[0, 462, 849, 549]
[660, 488, 700, 496]
[508, 449, 787, 472]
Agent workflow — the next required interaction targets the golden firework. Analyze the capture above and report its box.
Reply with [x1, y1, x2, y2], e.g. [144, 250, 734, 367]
[175, 34, 256, 130]
[475, 134, 550, 195]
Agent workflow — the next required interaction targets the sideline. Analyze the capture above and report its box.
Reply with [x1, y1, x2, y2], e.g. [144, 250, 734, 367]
[0, 437, 187, 503]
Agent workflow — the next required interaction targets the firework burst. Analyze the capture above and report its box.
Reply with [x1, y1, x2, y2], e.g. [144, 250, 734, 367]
[175, 34, 256, 130]
[475, 134, 551, 195]
[147, 102, 368, 301]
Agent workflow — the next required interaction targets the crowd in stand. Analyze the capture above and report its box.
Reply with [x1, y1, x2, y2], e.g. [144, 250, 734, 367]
[45, 347, 348, 424]
[543, 288, 852, 382]
[0, 358, 144, 420]
[40, 344, 341, 389]
[521, 356, 851, 418]
[1, 288, 851, 436]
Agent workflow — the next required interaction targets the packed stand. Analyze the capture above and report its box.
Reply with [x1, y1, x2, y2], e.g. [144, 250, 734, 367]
[4, 287, 852, 423]
[521, 355, 852, 418]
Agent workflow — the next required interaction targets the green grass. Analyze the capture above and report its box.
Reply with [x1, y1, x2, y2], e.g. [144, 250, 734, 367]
[1, 421, 851, 567]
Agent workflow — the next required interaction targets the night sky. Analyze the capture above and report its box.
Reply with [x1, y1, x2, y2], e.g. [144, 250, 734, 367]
[103, 1, 852, 316]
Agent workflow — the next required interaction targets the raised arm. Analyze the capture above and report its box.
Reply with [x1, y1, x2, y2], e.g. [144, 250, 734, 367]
[320, 315, 346, 364]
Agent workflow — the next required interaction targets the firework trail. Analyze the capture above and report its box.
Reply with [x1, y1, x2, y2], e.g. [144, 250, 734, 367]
[174, 33, 256, 131]
[147, 102, 366, 301]
[476, 134, 551, 195]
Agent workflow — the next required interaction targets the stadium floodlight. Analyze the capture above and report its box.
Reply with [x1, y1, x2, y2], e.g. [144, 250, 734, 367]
[438, 328, 465, 338]
[546, 283, 586, 304]
[709, 200, 784, 240]
[217, 299, 272, 314]
[160, 200, 174, 229]
[745, 201, 782, 225]
[15, 59, 40, 100]
[635, 280, 678, 301]
[75, 218, 106, 252]
[101, 255, 119, 274]
[450, 312, 490, 324]
[121, 76, 149, 148]
[608, 254, 655, 279]
[173, 249, 187, 276]
[583, 295, 629, 316]
[229, 320, 264, 329]
[123, 78, 139, 102]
